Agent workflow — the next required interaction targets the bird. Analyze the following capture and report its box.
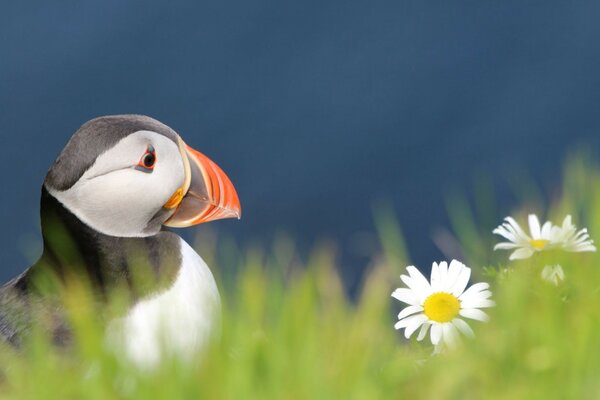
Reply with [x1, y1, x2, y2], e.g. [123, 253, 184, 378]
[0, 115, 241, 367]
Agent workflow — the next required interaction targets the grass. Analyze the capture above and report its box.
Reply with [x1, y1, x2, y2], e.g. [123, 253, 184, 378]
[3, 155, 600, 399]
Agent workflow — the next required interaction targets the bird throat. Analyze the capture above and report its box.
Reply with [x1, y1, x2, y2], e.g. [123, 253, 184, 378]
[27, 188, 182, 303]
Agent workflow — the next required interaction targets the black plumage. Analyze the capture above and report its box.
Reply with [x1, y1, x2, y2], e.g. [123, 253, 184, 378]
[0, 116, 185, 348]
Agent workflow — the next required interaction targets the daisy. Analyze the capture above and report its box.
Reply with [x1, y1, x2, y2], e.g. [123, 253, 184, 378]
[493, 214, 596, 260]
[392, 260, 494, 350]
[493, 214, 557, 260]
[553, 215, 596, 252]
[541, 265, 565, 286]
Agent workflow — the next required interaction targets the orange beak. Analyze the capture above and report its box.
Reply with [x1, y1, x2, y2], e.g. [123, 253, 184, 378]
[163, 139, 241, 227]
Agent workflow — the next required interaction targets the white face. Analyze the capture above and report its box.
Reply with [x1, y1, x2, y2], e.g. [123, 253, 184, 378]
[47, 130, 185, 237]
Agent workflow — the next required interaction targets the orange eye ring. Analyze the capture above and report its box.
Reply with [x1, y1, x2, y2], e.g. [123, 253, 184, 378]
[136, 145, 156, 172]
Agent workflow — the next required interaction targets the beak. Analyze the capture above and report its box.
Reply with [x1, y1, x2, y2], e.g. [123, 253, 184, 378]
[163, 138, 241, 227]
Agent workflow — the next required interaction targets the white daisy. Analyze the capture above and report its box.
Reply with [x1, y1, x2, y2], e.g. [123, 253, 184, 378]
[541, 265, 565, 286]
[391, 260, 494, 350]
[493, 214, 557, 260]
[553, 215, 596, 252]
[493, 214, 596, 260]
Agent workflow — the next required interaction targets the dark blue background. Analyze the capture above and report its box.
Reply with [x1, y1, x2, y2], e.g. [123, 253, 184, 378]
[2, 1, 600, 284]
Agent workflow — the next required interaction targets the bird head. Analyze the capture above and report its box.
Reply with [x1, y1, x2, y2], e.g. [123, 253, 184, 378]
[44, 115, 241, 237]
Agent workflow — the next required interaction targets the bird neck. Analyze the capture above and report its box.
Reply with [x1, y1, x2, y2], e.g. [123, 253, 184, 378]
[24, 187, 181, 300]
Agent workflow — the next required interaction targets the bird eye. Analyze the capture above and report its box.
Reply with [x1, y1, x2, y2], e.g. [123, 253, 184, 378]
[136, 145, 156, 173]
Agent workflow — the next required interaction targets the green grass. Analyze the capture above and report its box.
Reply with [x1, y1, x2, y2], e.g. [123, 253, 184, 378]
[3, 156, 600, 399]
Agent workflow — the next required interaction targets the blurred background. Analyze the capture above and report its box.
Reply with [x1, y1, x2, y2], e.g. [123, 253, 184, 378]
[2, 1, 600, 287]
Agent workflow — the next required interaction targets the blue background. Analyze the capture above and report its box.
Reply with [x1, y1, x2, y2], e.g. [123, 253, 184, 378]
[2, 1, 600, 285]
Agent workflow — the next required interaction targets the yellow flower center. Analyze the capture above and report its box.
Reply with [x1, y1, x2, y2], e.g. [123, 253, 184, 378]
[423, 292, 461, 323]
[529, 239, 549, 250]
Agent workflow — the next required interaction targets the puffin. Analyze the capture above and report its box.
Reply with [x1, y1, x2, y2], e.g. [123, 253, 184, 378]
[0, 115, 241, 366]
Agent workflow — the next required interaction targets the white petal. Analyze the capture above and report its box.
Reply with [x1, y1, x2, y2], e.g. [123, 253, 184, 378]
[391, 288, 419, 305]
[416, 323, 430, 341]
[459, 282, 489, 300]
[395, 313, 426, 330]
[397, 305, 424, 320]
[574, 244, 596, 252]
[404, 314, 428, 339]
[405, 266, 432, 296]
[450, 262, 471, 297]
[540, 221, 553, 239]
[575, 228, 589, 238]
[541, 265, 565, 285]
[562, 215, 572, 230]
[446, 260, 463, 287]
[494, 242, 521, 250]
[430, 323, 442, 345]
[528, 214, 541, 239]
[548, 226, 564, 243]
[400, 274, 413, 288]
[442, 323, 458, 348]
[493, 226, 518, 243]
[400, 274, 428, 298]
[452, 318, 474, 338]
[438, 261, 448, 282]
[509, 247, 535, 260]
[504, 217, 531, 242]
[460, 290, 493, 307]
[459, 308, 490, 322]
[430, 262, 443, 292]
[565, 239, 596, 252]
[461, 298, 495, 309]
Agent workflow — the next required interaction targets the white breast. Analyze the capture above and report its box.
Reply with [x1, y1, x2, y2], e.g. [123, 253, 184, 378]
[106, 238, 220, 368]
